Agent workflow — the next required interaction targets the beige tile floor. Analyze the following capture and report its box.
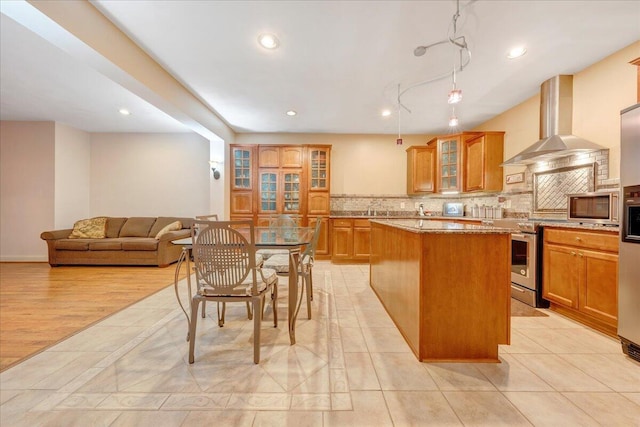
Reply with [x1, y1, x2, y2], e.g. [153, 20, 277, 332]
[1, 262, 639, 426]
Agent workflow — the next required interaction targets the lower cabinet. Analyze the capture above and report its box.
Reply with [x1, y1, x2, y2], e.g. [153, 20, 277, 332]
[542, 227, 618, 336]
[331, 218, 370, 262]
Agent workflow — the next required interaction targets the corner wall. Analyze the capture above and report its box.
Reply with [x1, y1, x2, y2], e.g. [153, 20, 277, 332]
[0, 121, 55, 261]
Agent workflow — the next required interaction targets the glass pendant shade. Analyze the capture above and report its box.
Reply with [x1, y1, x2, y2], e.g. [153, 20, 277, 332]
[448, 115, 459, 127]
[447, 88, 462, 104]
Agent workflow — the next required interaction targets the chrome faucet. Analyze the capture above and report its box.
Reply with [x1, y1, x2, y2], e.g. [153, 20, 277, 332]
[418, 203, 425, 217]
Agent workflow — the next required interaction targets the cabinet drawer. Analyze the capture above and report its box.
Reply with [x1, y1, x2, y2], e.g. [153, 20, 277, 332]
[332, 219, 352, 227]
[544, 228, 619, 253]
[353, 219, 371, 228]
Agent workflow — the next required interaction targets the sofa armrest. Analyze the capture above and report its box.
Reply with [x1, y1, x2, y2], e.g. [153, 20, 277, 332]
[41, 229, 73, 240]
[156, 229, 191, 242]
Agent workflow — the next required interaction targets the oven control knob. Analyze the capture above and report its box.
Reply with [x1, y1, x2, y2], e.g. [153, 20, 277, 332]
[520, 269, 526, 275]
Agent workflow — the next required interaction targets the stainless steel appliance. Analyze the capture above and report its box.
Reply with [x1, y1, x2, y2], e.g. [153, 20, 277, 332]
[567, 191, 619, 225]
[621, 185, 640, 243]
[619, 103, 640, 362]
[491, 219, 549, 308]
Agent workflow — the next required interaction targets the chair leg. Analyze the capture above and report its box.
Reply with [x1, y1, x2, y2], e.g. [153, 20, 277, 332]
[201, 301, 206, 318]
[272, 281, 278, 327]
[308, 267, 314, 301]
[217, 302, 226, 327]
[252, 296, 262, 364]
[304, 273, 312, 320]
[188, 298, 201, 364]
[246, 301, 253, 320]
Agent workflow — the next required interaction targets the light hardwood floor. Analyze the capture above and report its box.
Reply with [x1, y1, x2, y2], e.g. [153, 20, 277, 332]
[0, 262, 186, 372]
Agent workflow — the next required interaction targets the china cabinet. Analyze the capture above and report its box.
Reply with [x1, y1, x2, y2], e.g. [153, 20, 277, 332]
[230, 144, 331, 230]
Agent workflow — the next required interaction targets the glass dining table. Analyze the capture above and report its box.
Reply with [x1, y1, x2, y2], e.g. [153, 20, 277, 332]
[173, 225, 315, 345]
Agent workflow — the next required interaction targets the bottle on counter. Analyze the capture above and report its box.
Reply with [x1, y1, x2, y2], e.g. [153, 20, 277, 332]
[472, 204, 479, 218]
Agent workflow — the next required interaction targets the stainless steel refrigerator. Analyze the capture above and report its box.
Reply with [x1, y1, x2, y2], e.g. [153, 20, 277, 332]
[619, 103, 640, 362]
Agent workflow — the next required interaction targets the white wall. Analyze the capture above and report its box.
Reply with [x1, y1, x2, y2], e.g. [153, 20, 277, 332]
[0, 121, 55, 261]
[54, 123, 91, 229]
[90, 132, 211, 218]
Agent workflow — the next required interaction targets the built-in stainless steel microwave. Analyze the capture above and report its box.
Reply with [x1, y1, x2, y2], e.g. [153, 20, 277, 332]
[567, 191, 619, 224]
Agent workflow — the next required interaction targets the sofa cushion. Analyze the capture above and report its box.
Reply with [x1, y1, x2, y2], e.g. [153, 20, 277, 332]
[55, 239, 91, 250]
[68, 217, 107, 239]
[154, 221, 182, 239]
[89, 240, 123, 251]
[149, 217, 187, 237]
[105, 217, 128, 238]
[121, 238, 159, 251]
[119, 217, 157, 237]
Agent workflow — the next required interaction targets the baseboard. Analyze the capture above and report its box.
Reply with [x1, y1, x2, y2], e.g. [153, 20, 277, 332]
[0, 255, 48, 262]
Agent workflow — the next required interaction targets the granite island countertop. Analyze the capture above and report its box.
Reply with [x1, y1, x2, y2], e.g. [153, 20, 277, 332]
[369, 218, 512, 234]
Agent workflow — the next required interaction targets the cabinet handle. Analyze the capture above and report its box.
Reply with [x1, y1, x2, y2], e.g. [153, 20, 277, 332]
[578, 252, 584, 257]
[575, 237, 582, 241]
[571, 251, 577, 256]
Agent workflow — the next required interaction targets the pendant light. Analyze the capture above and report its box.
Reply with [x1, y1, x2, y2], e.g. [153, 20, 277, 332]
[396, 84, 403, 145]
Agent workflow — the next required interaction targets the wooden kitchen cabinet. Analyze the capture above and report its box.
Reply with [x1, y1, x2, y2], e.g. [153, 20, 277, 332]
[437, 134, 464, 192]
[463, 132, 505, 192]
[231, 144, 330, 224]
[408, 131, 502, 194]
[258, 145, 303, 168]
[309, 216, 330, 256]
[406, 142, 437, 194]
[331, 218, 370, 262]
[543, 227, 619, 337]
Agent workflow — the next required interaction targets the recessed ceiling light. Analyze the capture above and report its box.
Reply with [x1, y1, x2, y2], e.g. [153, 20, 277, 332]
[118, 108, 130, 116]
[381, 109, 392, 117]
[258, 33, 279, 49]
[286, 110, 297, 116]
[507, 46, 527, 59]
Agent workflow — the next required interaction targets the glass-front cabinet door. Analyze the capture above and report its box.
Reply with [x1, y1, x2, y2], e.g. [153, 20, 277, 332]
[232, 147, 253, 190]
[282, 171, 301, 213]
[259, 170, 278, 213]
[309, 148, 329, 190]
[438, 136, 460, 192]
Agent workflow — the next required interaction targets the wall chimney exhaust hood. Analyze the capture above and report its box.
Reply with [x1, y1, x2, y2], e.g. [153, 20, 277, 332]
[501, 75, 605, 166]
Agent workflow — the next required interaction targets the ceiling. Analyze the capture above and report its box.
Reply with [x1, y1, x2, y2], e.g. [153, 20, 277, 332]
[1, 1, 639, 138]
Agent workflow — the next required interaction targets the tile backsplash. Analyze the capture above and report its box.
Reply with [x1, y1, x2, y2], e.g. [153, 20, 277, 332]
[331, 149, 616, 219]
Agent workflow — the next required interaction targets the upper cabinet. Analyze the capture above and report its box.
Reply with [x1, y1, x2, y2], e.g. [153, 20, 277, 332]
[406, 143, 436, 194]
[407, 131, 504, 194]
[308, 147, 330, 191]
[258, 145, 303, 168]
[463, 132, 505, 193]
[232, 145, 254, 190]
[231, 144, 331, 222]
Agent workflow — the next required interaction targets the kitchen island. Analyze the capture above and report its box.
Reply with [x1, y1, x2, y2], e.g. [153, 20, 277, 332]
[369, 219, 511, 362]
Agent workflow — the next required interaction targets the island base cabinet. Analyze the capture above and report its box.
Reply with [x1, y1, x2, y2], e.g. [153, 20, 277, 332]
[370, 222, 510, 362]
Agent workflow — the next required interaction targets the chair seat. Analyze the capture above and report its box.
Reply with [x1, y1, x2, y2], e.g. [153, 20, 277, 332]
[256, 248, 288, 260]
[263, 253, 290, 273]
[263, 252, 312, 274]
[198, 267, 277, 296]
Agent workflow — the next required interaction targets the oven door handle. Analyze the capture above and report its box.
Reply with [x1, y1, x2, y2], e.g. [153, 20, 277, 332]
[512, 233, 529, 240]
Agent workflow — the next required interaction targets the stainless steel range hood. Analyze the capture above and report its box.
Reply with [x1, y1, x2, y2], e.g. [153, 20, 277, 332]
[501, 75, 605, 166]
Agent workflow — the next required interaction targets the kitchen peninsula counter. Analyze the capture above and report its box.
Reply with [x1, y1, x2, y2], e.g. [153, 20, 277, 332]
[369, 219, 511, 363]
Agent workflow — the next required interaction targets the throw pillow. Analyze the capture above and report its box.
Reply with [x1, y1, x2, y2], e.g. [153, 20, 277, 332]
[154, 220, 182, 239]
[68, 217, 107, 239]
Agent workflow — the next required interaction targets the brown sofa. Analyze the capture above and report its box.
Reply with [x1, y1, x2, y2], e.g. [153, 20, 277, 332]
[41, 216, 195, 267]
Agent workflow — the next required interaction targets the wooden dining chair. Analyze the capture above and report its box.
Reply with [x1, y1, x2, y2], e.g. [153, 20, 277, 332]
[263, 218, 322, 319]
[188, 220, 278, 364]
[194, 215, 255, 324]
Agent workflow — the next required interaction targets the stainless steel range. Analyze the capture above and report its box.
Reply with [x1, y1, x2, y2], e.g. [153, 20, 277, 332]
[489, 219, 549, 308]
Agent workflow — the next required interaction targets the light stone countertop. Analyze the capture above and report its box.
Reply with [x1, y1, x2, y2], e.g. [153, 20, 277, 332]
[369, 219, 513, 234]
